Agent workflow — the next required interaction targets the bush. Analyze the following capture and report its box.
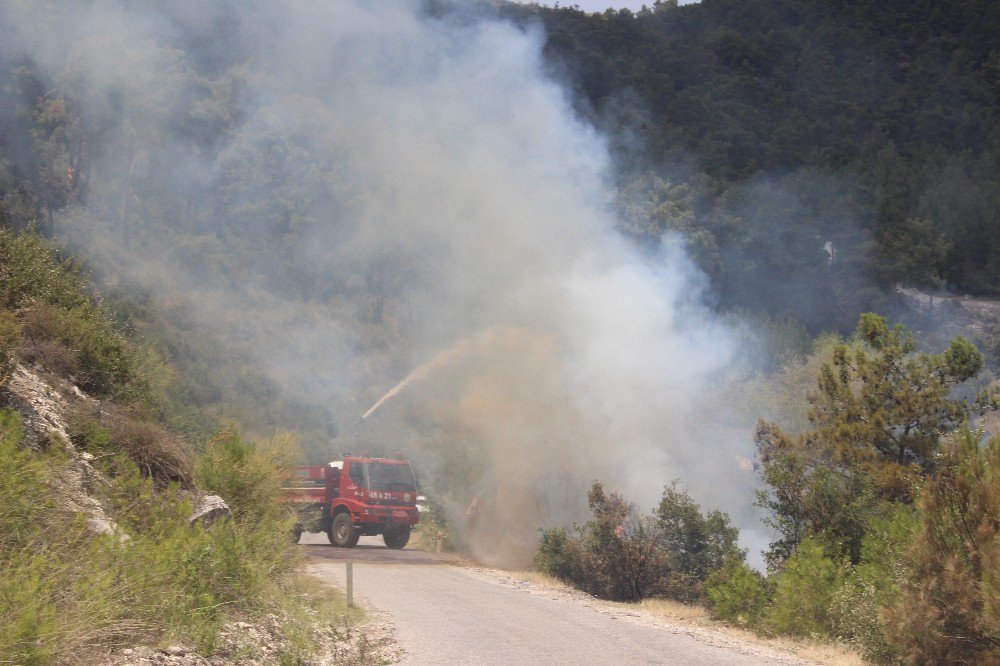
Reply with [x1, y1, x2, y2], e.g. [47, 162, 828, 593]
[831, 505, 917, 663]
[535, 481, 742, 603]
[1, 413, 309, 663]
[70, 404, 192, 485]
[195, 429, 299, 529]
[415, 498, 451, 552]
[705, 558, 771, 627]
[0, 229, 91, 312]
[884, 427, 1000, 663]
[535, 527, 581, 582]
[0, 309, 19, 385]
[656, 480, 743, 602]
[0, 409, 43, 552]
[765, 537, 846, 637]
[534, 482, 666, 601]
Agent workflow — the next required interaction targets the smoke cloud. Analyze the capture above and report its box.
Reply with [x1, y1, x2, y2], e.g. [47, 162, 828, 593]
[2, 1, 763, 564]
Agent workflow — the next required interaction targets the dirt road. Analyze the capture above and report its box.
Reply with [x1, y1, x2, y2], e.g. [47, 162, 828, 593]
[302, 534, 810, 665]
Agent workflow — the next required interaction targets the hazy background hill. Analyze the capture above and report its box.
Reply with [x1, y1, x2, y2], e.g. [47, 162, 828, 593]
[502, 0, 1000, 309]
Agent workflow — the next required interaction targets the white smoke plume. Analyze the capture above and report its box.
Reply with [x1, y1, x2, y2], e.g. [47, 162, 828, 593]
[2, 1, 764, 564]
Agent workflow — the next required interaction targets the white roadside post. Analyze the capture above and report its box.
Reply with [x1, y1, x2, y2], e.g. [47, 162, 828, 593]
[346, 562, 354, 607]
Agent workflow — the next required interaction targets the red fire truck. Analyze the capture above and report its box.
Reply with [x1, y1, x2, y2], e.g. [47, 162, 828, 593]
[282, 457, 420, 548]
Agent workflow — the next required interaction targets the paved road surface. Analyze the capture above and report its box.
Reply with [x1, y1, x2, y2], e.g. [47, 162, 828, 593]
[302, 534, 807, 666]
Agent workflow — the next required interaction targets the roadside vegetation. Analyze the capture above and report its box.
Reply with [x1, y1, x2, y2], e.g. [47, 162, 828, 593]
[0, 229, 368, 664]
[537, 314, 1000, 664]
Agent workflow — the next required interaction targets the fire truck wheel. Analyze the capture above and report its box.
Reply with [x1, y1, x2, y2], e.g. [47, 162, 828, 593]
[330, 513, 356, 547]
[383, 528, 410, 549]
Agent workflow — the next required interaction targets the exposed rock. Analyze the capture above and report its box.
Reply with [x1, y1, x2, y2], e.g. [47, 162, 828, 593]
[896, 285, 1000, 349]
[189, 495, 232, 528]
[0, 364, 118, 536]
[107, 607, 395, 665]
[1, 365, 74, 451]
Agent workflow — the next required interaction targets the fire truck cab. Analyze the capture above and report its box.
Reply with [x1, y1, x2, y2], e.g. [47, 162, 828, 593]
[283, 456, 420, 549]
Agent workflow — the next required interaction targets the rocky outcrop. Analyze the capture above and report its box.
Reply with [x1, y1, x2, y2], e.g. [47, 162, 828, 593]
[896, 285, 1000, 349]
[189, 494, 232, 528]
[1, 364, 79, 451]
[108, 609, 399, 665]
[0, 364, 117, 535]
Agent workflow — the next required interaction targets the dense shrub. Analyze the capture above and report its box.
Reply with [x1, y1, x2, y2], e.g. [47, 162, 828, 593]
[0, 309, 19, 385]
[704, 558, 771, 627]
[831, 505, 916, 663]
[765, 537, 846, 637]
[535, 482, 665, 601]
[535, 526, 578, 580]
[414, 497, 452, 552]
[69, 403, 192, 485]
[535, 481, 740, 603]
[195, 429, 299, 529]
[756, 315, 994, 569]
[656, 480, 743, 602]
[885, 427, 1000, 663]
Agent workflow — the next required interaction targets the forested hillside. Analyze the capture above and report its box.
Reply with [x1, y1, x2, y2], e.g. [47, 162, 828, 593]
[501, 0, 1000, 323]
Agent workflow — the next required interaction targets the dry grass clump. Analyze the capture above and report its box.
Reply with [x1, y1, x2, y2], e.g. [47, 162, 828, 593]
[639, 597, 712, 623]
[101, 405, 192, 484]
[69, 403, 193, 485]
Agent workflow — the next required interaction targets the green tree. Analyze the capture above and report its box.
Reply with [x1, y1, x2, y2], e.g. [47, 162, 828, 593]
[704, 558, 771, 627]
[581, 482, 666, 602]
[655, 481, 743, 601]
[756, 314, 995, 565]
[886, 426, 1000, 663]
[766, 537, 846, 638]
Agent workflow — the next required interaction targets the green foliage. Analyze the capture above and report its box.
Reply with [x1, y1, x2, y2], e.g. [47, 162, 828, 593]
[195, 430, 299, 529]
[535, 527, 585, 583]
[704, 558, 771, 627]
[0, 229, 149, 401]
[0, 309, 19, 385]
[0, 414, 313, 663]
[755, 434, 879, 568]
[812, 314, 987, 498]
[655, 480, 743, 602]
[832, 505, 917, 663]
[747, 317, 1000, 656]
[757, 314, 994, 567]
[414, 497, 451, 553]
[0, 229, 90, 312]
[885, 426, 1000, 663]
[765, 537, 846, 638]
[0, 409, 41, 552]
[503, 0, 1000, 299]
[535, 481, 741, 603]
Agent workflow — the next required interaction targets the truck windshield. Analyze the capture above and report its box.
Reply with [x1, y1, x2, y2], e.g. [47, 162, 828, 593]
[366, 462, 416, 492]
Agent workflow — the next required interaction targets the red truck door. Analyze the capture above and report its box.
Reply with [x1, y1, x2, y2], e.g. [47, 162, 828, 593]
[345, 459, 366, 501]
[325, 465, 340, 500]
